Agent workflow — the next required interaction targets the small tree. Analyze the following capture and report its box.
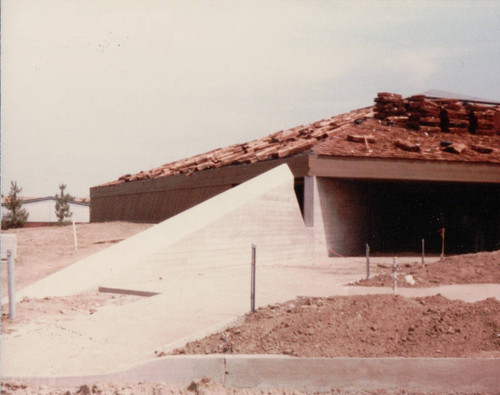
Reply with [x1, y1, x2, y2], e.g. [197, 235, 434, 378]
[2, 181, 29, 229]
[55, 183, 73, 224]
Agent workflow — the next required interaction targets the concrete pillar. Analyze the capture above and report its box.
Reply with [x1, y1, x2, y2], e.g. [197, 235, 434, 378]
[313, 178, 370, 257]
[303, 176, 314, 227]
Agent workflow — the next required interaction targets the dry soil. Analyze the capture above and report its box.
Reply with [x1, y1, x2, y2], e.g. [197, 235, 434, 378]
[0, 377, 482, 395]
[352, 250, 500, 288]
[1, 222, 152, 298]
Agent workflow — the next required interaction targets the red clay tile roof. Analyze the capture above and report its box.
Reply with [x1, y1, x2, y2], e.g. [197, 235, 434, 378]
[102, 93, 500, 187]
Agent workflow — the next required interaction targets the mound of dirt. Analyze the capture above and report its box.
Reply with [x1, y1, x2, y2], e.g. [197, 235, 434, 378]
[352, 250, 500, 288]
[170, 294, 500, 358]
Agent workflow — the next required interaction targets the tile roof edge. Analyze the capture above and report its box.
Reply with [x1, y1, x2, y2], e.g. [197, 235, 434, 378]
[96, 106, 373, 187]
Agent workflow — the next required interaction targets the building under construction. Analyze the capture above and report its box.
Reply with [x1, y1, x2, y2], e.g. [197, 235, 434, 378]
[91, 92, 500, 256]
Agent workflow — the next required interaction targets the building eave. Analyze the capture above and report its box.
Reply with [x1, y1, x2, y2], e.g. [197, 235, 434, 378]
[308, 155, 500, 184]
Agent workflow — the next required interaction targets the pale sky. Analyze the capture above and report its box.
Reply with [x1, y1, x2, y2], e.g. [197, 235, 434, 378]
[1, 0, 499, 198]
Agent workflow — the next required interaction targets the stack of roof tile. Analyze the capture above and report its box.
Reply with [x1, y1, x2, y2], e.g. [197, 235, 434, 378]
[464, 103, 498, 136]
[406, 95, 442, 132]
[373, 93, 499, 136]
[374, 92, 406, 120]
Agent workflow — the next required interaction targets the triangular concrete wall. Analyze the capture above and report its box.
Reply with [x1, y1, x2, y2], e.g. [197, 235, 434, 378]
[7, 164, 314, 301]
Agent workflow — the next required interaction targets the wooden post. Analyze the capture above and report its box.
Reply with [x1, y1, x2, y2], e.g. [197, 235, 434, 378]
[366, 244, 370, 280]
[440, 228, 445, 258]
[421, 239, 425, 264]
[7, 250, 16, 319]
[250, 244, 256, 313]
[393, 257, 397, 295]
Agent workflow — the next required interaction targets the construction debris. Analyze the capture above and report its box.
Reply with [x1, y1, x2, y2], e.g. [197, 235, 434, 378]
[443, 143, 467, 154]
[347, 134, 375, 143]
[394, 139, 421, 152]
[471, 144, 494, 154]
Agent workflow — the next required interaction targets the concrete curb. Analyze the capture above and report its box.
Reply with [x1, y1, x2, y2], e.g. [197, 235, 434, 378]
[1, 356, 225, 388]
[224, 356, 500, 392]
[4, 356, 499, 392]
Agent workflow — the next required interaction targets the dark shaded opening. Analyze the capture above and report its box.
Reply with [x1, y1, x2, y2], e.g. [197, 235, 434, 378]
[294, 177, 305, 218]
[359, 181, 500, 254]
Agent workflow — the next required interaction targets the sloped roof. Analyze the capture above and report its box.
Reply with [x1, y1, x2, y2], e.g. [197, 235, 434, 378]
[101, 92, 500, 187]
[102, 106, 372, 186]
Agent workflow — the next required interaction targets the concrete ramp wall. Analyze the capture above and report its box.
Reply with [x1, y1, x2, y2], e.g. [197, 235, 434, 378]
[100, 170, 314, 293]
[8, 165, 313, 301]
[149, 177, 312, 270]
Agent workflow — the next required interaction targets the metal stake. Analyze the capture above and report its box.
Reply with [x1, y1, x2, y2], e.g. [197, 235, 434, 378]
[7, 250, 16, 319]
[250, 244, 256, 313]
[421, 238, 425, 264]
[366, 243, 370, 280]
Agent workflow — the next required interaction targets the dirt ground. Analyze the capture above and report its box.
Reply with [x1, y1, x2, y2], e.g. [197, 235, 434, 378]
[351, 250, 500, 288]
[1, 223, 499, 394]
[1, 222, 151, 335]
